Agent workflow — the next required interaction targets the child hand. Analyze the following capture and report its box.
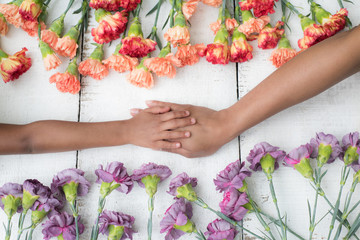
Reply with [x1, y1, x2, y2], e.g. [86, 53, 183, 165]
[126, 106, 196, 151]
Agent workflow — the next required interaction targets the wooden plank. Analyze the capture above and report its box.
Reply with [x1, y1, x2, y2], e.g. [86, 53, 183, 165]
[0, 0, 83, 239]
[238, 1, 360, 239]
[78, 2, 239, 240]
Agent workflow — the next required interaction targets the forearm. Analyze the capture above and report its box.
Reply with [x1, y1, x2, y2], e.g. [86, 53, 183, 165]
[0, 120, 130, 154]
[224, 25, 360, 138]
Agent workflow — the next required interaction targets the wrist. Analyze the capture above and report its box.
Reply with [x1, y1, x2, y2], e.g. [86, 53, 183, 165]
[216, 108, 242, 142]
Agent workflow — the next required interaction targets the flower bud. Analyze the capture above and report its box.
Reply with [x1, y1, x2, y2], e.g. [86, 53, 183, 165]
[1, 195, 22, 218]
[344, 146, 359, 166]
[99, 181, 120, 199]
[294, 158, 314, 180]
[317, 143, 333, 167]
[176, 183, 198, 202]
[260, 153, 276, 177]
[22, 190, 39, 211]
[141, 175, 160, 198]
[127, 17, 143, 37]
[62, 181, 79, 204]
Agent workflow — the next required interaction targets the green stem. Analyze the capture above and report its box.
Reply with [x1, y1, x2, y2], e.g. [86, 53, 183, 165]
[281, 0, 302, 16]
[170, 0, 176, 28]
[91, 197, 106, 240]
[5, 216, 12, 240]
[268, 176, 287, 239]
[246, 191, 276, 240]
[221, 0, 226, 24]
[148, 196, 154, 240]
[17, 209, 28, 240]
[309, 167, 322, 239]
[194, 229, 206, 240]
[327, 166, 350, 240]
[70, 202, 79, 240]
[134, 0, 143, 17]
[194, 198, 265, 240]
[27, 226, 35, 240]
[150, 0, 163, 40]
[64, 0, 75, 15]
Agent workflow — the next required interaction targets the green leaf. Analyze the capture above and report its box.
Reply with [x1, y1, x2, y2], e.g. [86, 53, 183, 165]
[307, 199, 312, 219]
[73, 6, 82, 14]
[146, 2, 159, 16]
[155, 33, 163, 50]
[162, 14, 170, 30]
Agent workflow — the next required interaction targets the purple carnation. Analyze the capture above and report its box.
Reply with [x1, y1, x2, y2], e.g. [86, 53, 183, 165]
[0, 183, 23, 212]
[205, 219, 237, 240]
[310, 132, 342, 164]
[284, 144, 313, 167]
[98, 210, 135, 239]
[214, 161, 251, 193]
[160, 198, 193, 240]
[340, 132, 360, 171]
[95, 161, 133, 194]
[132, 163, 172, 188]
[246, 142, 286, 172]
[219, 188, 248, 221]
[42, 212, 84, 240]
[51, 168, 91, 197]
[167, 172, 197, 197]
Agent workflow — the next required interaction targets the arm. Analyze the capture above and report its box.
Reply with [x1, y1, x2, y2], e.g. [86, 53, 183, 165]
[0, 106, 196, 154]
[146, 25, 360, 158]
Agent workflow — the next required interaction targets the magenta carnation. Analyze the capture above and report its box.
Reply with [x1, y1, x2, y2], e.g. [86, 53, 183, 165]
[284, 144, 313, 167]
[205, 219, 237, 240]
[310, 132, 342, 164]
[246, 142, 286, 171]
[0, 183, 23, 213]
[219, 187, 249, 221]
[42, 212, 84, 240]
[131, 162, 172, 188]
[98, 210, 135, 239]
[167, 172, 197, 197]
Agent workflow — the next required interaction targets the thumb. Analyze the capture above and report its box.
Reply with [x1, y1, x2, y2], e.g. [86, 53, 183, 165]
[130, 108, 142, 116]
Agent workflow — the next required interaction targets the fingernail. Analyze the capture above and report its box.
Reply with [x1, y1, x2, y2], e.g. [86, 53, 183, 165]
[130, 108, 140, 114]
[146, 100, 154, 106]
[185, 111, 190, 116]
[176, 143, 181, 148]
[185, 132, 190, 137]
[191, 118, 196, 124]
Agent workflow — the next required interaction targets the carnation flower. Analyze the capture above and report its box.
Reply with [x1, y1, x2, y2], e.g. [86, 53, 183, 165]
[0, 13, 8, 35]
[237, 10, 270, 40]
[119, 17, 156, 58]
[21, 19, 46, 37]
[312, 3, 347, 37]
[51, 168, 91, 204]
[205, 25, 230, 65]
[210, 18, 239, 35]
[103, 43, 138, 73]
[205, 219, 237, 240]
[246, 142, 286, 174]
[39, 40, 62, 71]
[284, 144, 314, 179]
[56, 25, 80, 58]
[144, 43, 182, 79]
[164, 12, 190, 47]
[0, 47, 32, 83]
[0, 183, 23, 218]
[41, 14, 65, 50]
[78, 44, 109, 80]
[132, 162, 172, 197]
[230, 29, 253, 63]
[126, 60, 154, 89]
[201, 0, 222, 7]
[95, 161, 134, 196]
[89, 0, 121, 11]
[42, 212, 84, 240]
[182, 0, 199, 20]
[49, 58, 81, 94]
[310, 132, 342, 166]
[175, 43, 205, 67]
[257, 21, 284, 49]
[0, 2, 24, 28]
[119, 0, 141, 11]
[219, 187, 249, 221]
[98, 210, 135, 239]
[160, 198, 195, 240]
[19, 0, 42, 21]
[298, 15, 327, 50]
[167, 172, 198, 201]
[269, 36, 297, 68]
[92, 9, 128, 44]
[214, 160, 252, 193]
[340, 132, 360, 166]
[239, 0, 278, 17]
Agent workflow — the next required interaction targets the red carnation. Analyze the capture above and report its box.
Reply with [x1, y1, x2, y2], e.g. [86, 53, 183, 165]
[257, 21, 284, 49]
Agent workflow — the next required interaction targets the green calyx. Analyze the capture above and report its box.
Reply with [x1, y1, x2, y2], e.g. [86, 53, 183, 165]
[62, 181, 79, 204]
[57, 234, 65, 240]
[1, 195, 22, 218]
[311, 2, 331, 24]
[114, 43, 122, 55]
[66, 58, 79, 76]
[218, 7, 231, 21]
[89, 44, 104, 61]
[158, 43, 171, 58]
[353, 169, 360, 183]
[176, 183, 198, 202]
[214, 25, 229, 44]
[64, 25, 80, 41]
[278, 36, 292, 49]
[343, 146, 359, 166]
[137, 57, 149, 70]
[238, 180, 248, 192]
[0, 13, 6, 22]
[22, 190, 40, 211]
[294, 158, 314, 180]
[241, 10, 254, 22]
[141, 175, 161, 198]
[49, 14, 65, 37]
[260, 153, 276, 177]
[299, 15, 316, 31]
[232, 29, 246, 42]
[95, 8, 111, 22]
[243, 202, 253, 211]
[108, 225, 125, 240]
[0, 49, 9, 59]
[174, 12, 186, 27]
[128, 17, 143, 38]
[11, 0, 24, 7]
[173, 219, 196, 233]
[99, 181, 120, 199]
[317, 143, 333, 167]
[31, 209, 48, 226]
[39, 40, 55, 58]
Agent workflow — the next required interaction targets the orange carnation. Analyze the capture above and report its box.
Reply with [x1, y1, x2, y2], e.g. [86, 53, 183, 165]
[175, 44, 205, 67]
[182, 0, 199, 20]
[103, 44, 138, 73]
[322, 8, 348, 37]
[41, 30, 59, 50]
[269, 36, 297, 68]
[0, 3, 24, 28]
[49, 59, 80, 94]
[127, 65, 154, 89]
[21, 20, 46, 37]
[0, 47, 32, 83]
[144, 49, 181, 79]
[0, 14, 8, 36]
[257, 21, 284, 49]
[164, 26, 190, 48]
[43, 53, 61, 71]
[230, 29, 253, 63]
[78, 44, 108, 80]
[237, 12, 270, 40]
[201, 0, 222, 7]
[205, 43, 230, 65]
[210, 18, 239, 35]
[298, 15, 327, 50]
[56, 25, 80, 58]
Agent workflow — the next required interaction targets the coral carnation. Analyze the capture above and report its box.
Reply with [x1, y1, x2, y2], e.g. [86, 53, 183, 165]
[322, 8, 348, 37]
[49, 58, 80, 94]
[119, 0, 141, 11]
[56, 36, 78, 59]
[40, 40, 61, 71]
[103, 45, 138, 73]
[89, 0, 121, 11]
[78, 59, 108, 80]
[164, 26, 190, 47]
[210, 18, 239, 35]
[0, 3, 23, 28]
[206, 43, 230, 65]
[22, 20, 46, 37]
[298, 15, 327, 50]
[92, 9, 128, 44]
[0, 47, 32, 83]
[230, 30, 253, 63]
[182, 0, 199, 20]
[19, 0, 42, 21]
[41, 30, 59, 50]
[175, 44, 205, 67]
[126, 65, 154, 89]
[0, 14, 8, 35]
[119, 36, 156, 58]
[201, 0, 222, 7]
[270, 48, 296, 68]
[257, 22, 284, 49]
[144, 53, 181, 79]
[237, 13, 270, 40]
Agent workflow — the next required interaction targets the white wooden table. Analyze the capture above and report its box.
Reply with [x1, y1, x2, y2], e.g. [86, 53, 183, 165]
[1, 0, 360, 239]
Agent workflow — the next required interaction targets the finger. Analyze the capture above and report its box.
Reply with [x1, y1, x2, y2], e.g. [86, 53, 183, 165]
[130, 108, 142, 116]
[161, 148, 190, 157]
[159, 131, 191, 140]
[160, 117, 196, 131]
[160, 110, 190, 121]
[144, 106, 171, 114]
[155, 141, 181, 150]
[146, 100, 177, 108]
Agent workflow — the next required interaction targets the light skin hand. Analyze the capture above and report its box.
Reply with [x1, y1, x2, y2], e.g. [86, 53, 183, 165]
[127, 106, 196, 151]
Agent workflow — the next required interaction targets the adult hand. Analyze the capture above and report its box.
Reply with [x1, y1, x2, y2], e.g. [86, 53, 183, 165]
[138, 101, 237, 158]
